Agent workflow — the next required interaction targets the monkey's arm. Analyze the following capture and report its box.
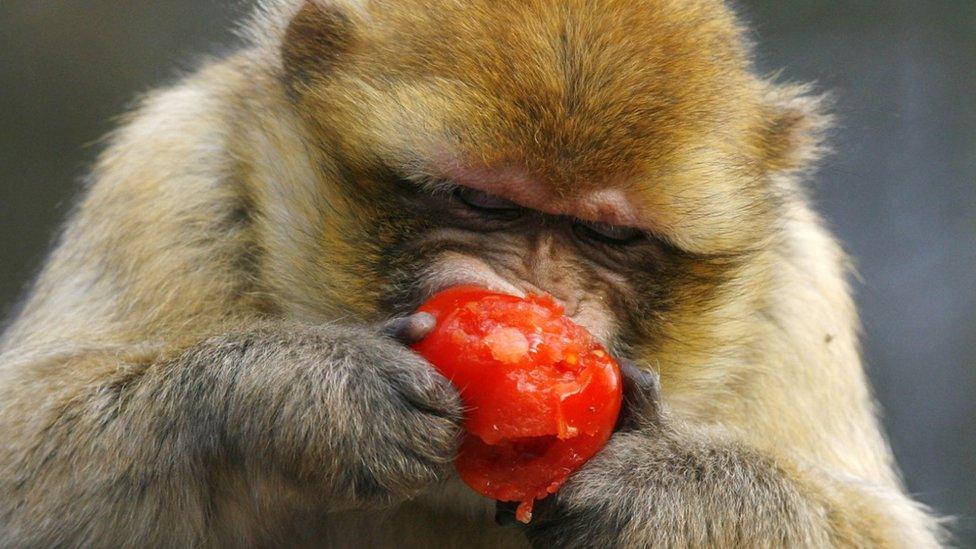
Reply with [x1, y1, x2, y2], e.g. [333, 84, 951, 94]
[520, 376, 941, 548]
[0, 319, 460, 547]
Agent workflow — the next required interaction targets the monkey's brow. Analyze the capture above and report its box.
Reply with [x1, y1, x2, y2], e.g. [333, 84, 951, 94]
[397, 162, 652, 231]
[411, 175, 459, 196]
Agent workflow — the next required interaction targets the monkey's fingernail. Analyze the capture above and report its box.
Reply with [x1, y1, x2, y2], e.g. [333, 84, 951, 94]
[495, 501, 520, 527]
[383, 312, 436, 344]
[620, 359, 658, 392]
[618, 359, 661, 430]
[402, 312, 436, 342]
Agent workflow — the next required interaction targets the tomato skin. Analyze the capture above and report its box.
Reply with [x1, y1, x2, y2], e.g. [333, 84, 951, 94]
[411, 286, 622, 522]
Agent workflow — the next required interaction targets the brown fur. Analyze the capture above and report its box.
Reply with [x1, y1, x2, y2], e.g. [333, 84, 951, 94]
[0, 0, 944, 546]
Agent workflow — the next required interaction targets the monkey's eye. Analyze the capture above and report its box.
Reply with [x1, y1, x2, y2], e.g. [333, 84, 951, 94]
[572, 221, 645, 246]
[453, 187, 522, 218]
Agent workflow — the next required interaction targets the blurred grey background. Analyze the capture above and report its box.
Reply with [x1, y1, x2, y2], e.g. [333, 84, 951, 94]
[1, 0, 974, 543]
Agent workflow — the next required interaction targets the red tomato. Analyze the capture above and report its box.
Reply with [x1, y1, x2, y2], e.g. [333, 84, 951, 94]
[411, 286, 622, 523]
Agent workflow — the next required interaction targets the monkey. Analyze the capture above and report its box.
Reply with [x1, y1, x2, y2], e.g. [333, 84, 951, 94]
[0, 0, 947, 546]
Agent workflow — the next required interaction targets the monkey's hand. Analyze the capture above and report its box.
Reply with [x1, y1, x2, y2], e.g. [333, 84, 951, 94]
[501, 362, 833, 548]
[0, 315, 463, 545]
[253, 313, 464, 507]
[335, 314, 465, 504]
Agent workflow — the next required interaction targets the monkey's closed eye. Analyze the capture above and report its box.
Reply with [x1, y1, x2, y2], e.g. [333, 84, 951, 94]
[453, 187, 522, 220]
[572, 220, 645, 246]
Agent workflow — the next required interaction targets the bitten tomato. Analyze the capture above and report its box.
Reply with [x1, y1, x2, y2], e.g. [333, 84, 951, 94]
[411, 286, 623, 523]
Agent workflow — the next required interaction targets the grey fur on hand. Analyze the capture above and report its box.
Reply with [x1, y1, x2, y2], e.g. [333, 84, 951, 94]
[213, 317, 462, 508]
[320, 316, 462, 504]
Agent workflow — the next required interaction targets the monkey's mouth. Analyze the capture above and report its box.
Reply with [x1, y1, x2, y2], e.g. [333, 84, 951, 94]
[423, 253, 526, 300]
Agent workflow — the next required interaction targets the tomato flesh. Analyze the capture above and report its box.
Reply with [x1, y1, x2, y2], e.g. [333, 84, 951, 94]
[412, 286, 622, 522]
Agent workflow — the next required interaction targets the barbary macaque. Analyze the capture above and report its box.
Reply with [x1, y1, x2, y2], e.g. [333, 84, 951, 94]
[0, 0, 945, 546]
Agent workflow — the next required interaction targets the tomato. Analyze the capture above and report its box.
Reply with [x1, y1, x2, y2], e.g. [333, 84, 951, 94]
[411, 286, 622, 523]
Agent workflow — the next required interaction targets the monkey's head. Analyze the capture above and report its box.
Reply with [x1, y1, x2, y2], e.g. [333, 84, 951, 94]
[276, 0, 827, 380]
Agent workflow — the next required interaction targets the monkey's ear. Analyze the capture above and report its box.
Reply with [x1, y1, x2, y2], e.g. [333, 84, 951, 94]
[282, 1, 357, 87]
[756, 84, 833, 173]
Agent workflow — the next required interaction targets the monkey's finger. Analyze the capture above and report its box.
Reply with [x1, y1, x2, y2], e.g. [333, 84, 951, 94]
[381, 312, 437, 344]
[617, 359, 661, 431]
[494, 501, 520, 527]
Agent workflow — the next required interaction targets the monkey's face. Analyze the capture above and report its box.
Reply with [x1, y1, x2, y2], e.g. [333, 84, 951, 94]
[284, 0, 818, 361]
[382, 183, 680, 348]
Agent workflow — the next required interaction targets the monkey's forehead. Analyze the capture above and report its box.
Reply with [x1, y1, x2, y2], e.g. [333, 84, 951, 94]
[343, 0, 759, 174]
[295, 0, 775, 251]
